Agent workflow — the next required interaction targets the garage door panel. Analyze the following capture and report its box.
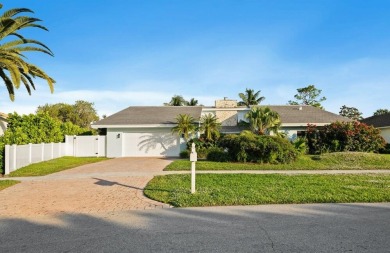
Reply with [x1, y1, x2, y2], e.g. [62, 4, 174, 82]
[123, 131, 180, 157]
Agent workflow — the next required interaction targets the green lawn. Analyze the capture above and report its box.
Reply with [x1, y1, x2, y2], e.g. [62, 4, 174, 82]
[144, 173, 390, 207]
[0, 180, 20, 191]
[8, 156, 109, 177]
[165, 152, 390, 171]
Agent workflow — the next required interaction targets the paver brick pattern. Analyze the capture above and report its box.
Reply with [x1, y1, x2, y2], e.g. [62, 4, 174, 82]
[0, 158, 173, 217]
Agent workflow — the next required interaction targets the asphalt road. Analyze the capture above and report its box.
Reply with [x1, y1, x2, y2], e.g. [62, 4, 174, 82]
[0, 203, 389, 253]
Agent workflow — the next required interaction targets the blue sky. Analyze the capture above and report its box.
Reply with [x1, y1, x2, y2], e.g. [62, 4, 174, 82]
[1, 0, 389, 117]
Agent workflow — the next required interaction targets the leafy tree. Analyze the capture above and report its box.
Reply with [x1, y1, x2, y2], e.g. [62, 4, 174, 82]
[164, 95, 186, 106]
[288, 85, 326, 109]
[171, 114, 196, 141]
[373, 109, 390, 116]
[37, 100, 99, 128]
[37, 103, 73, 122]
[71, 100, 99, 128]
[186, 98, 199, 106]
[245, 106, 281, 135]
[199, 114, 221, 141]
[238, 88, 265, 107]
[0, 4, 55, 101]
[339, 105, 362, 120]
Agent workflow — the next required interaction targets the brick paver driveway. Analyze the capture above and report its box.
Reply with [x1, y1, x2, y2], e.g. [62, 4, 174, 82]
[0, 158, 173, 217]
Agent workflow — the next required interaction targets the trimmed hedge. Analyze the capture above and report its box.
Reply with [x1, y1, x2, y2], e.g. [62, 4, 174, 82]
[206, 147, 230, 162]
[219, 131, 298, 164]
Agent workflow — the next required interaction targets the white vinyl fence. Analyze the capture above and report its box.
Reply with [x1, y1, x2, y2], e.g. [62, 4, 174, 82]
[4, 135, 106, 175]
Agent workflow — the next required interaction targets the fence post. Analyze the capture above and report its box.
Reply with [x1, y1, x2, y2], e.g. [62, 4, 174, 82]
[28, 143, 32, 164]
[73, 135, 77, 157]
[12, 144, 17, 173]
[41, 143, 45, 161]
[96, 136, 99, 157]
[51, 142, 54, 159]
[4, 144, 10, 175]
[58, 142, 61, 158]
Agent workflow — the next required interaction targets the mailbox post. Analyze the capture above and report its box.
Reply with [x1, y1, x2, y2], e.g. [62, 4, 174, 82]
[190, 143, 197, 193]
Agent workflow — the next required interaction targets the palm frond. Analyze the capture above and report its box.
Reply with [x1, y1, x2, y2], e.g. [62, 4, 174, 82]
[0, 69, 15, 101]
[1, 8, 33, 18]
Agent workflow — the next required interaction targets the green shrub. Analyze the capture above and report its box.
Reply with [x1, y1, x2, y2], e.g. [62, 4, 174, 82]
[292, 137, 307, 154]
[379, 143, 390, 154]
[306, 122, 386, 154]
[206, 147, 230, 162]
[219, 132, 298, 164]
[180, 150, 189, 159]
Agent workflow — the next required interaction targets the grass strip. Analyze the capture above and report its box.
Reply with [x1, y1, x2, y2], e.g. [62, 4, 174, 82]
[165, 153, 390, 171]
[144, 173, 390, 207]
[8, 156, 109, 177]
[0, 180, 20, 191]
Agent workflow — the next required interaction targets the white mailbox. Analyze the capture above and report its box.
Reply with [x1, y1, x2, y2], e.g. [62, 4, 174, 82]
[190, 143, 197, 162]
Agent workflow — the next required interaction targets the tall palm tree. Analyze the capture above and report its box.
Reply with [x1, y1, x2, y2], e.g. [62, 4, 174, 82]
[199, 114, 221, 141]
[171, 114, 196, 141]
[186, 98, 198, 106]
[245, 106, 281, 135]
[0, 4, 55, 101]
[238, 88, 265, 108]
[164, 95, 186, 106]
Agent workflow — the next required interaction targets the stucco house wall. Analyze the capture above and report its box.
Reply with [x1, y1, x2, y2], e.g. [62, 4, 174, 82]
[379, 127, 390, 143]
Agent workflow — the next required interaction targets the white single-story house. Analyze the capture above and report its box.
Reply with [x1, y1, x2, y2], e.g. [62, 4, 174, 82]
[361, 113, 390, 143]
[0, 112, 8, 136]
[92, 99, 349, 158]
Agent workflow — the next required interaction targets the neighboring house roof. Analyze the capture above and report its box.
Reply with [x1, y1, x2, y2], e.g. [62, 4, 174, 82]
[0, 112, 8, 121]
[93, 106, 203, 127]
[264, 105, 350, 124]
[360, 113, 390, 128]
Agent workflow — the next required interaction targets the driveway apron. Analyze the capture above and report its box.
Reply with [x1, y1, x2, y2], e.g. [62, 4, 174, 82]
[0, 158, 173, 217]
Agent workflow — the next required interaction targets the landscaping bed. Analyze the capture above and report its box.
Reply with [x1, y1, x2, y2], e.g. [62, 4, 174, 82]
[7, 157, 109, 177]
[165, 152, 390, 171]
[144, 173, 390, 207]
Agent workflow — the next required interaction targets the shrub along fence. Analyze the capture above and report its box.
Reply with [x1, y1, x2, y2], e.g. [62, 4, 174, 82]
[4, 135, 106, 175]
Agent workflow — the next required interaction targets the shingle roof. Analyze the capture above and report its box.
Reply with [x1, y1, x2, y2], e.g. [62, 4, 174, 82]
[93, 106, 203, 126]
[264, 105, 350, 124]
[93, 105, 349, 127]
[360, 113, 390, 128]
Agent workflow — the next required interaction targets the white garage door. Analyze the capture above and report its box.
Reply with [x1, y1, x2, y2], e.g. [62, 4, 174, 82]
[123, 130, 181, 157]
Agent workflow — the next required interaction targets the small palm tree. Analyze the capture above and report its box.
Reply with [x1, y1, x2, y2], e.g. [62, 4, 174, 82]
[245, 106, 281, 135]
[186, 98, 198, 106]
[199, 114, 221, 141]
[164, 95, 186, 106]
[171, 114, 196, 141]
[238, 88, 265, 108]
[0, 4, 55, 101]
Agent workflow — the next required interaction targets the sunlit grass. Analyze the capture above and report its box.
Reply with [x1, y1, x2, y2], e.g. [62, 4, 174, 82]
[0, 180, 20, 191]
[145, 173, 390, 207]
[8, 156, 109, 177]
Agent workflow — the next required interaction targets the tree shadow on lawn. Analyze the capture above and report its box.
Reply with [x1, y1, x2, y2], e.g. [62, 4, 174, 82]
[0, 203, 389, 253]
